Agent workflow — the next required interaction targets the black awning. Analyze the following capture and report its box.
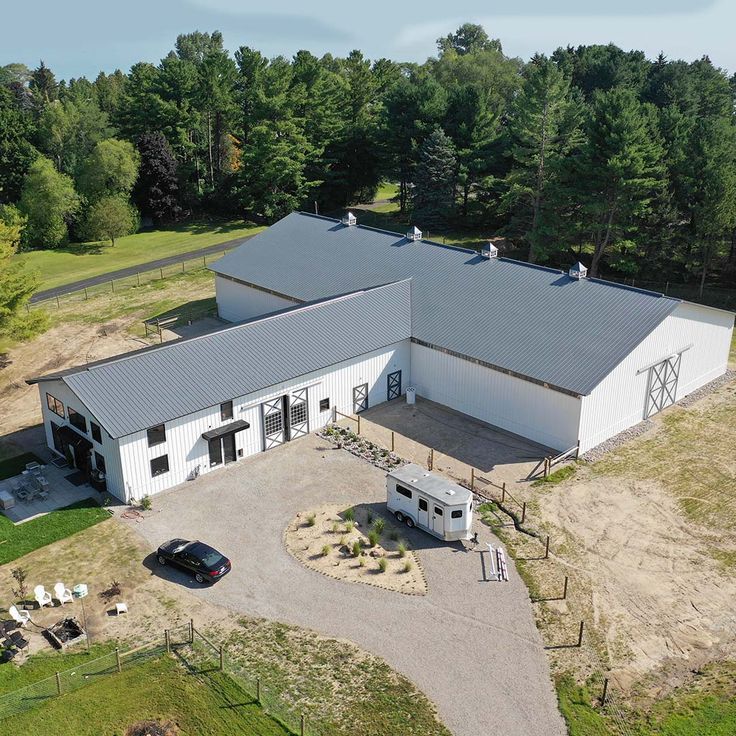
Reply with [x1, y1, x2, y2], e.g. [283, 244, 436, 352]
[58, 425, 93, 451]
[202, 420, 250, 442]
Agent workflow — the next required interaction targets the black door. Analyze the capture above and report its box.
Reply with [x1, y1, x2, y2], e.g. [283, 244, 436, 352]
[208, 438, 223, 466]
[222, 433, 236, 464]
[387, 370, 402, 400]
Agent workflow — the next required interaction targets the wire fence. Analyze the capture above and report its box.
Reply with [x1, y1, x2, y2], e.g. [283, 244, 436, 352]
[604, 276, 736, 311]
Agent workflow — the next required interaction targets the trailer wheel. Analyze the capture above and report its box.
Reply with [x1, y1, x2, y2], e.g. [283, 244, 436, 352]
[406, 517, 415, 529]
[394, 511, 404, 523]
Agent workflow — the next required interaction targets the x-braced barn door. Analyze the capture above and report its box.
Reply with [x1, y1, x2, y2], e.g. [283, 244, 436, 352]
[353, 383, 368, 414]
[644, 354, 681, 419]
[289, 389, 309, 439]
[262, 397, 285, 450]
[387, 370, 402, 401]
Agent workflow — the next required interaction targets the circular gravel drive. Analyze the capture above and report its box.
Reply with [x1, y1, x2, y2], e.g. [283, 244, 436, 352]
[124, 436, 565, 736]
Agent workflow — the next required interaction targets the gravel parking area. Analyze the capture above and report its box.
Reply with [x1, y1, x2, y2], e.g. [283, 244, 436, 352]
[122, 435, 565, 736]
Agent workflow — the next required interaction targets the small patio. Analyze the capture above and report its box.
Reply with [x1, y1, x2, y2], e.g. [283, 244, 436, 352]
[0, 460, 98, 524]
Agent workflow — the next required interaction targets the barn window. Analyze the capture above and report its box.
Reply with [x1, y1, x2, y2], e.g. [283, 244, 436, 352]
[290, 401, 307, 427]
[451, 509, 463, 519]
[91, 422, 102, 444]
[94, 452, 106, 473]
[418, 498, 428, 511]
[264, 411, 283, 437]
[68, 408, 87, 434]
[319, 398, 330, 412]
[396, 485, 412, 499]
[150, 454, 169, 477]
[46, 393, 65, 418]
[147, 424, 166, 447]
[220, 401, 233, 420]
[434, 506, 443, 516]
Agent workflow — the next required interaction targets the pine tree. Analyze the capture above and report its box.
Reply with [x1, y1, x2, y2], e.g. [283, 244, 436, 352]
[412, 128, 457, 229]
[502, 57, 583, 262]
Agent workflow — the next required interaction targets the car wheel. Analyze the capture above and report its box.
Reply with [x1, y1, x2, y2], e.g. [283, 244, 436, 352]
[394, 511, 404, 523]
[195, 573, 205, 584]
[406, 517, 415, 528]
[157, 555, 166, 565]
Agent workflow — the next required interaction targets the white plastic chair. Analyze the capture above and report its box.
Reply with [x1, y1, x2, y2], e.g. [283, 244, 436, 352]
[9, 605, 31, 627]
[34, 585, 53, 608]
[53, 582, 73, 605]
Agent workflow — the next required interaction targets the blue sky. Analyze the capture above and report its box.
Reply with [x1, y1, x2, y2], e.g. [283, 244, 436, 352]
[3, 0, 733, 79]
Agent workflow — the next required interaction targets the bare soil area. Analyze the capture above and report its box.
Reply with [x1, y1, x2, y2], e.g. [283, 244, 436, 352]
[284, 504, 426, 595]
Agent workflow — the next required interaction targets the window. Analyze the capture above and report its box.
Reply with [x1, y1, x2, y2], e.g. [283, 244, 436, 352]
[434, 506, 443, 516]
[94, 452, 106, 473]
[50, 421, 64, 454]
[290, 402, 307, 426]
[46, 393, 65, 418]
[451, 509, 463, 519]
[150, 454, 169, 477]
[68, 407, 87, 434]
[264, 411, 283, 437]
[91, 422, 102, 444]
[418, 498, 428, 511]
[220, 400, 233, 421]
[319, 398, 330, 412]
[147, 424, 166, 447]
[396, 484, 412, 499]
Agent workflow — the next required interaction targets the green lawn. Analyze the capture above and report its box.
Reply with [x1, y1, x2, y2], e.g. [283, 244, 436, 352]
[1, 653, 291, 736]
[15, 220, 264, 292]
[0, 498, 109, 565]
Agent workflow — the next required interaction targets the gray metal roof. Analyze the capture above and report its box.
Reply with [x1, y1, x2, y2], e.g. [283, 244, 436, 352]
[211, 212, 681, 396]
[54, 281, 412, 438]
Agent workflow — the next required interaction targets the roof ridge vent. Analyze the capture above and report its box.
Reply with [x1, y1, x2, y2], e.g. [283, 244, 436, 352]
[569, 261, 588, 280]
[341, 211, 357, 226]
[481, 242, 498, 259]
[407, 225, 422, 241]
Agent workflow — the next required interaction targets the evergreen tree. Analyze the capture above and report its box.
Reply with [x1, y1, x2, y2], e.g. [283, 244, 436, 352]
[134, 132, 182, 223]
[0, 87, 38, 203]
[18, 156, 80, 247]
[412, 128, 457, 229]
[502, 56, 583, 262]
[29, 61, 59, 106]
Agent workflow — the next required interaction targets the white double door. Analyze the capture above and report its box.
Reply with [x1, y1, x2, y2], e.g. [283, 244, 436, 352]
[261, 389, 309, 451]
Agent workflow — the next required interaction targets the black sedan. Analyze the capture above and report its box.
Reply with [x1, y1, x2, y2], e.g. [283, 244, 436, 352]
[156, 539, 231, 584]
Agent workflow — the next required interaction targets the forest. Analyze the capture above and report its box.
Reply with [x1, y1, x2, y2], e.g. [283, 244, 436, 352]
[1, 23, 736, 292]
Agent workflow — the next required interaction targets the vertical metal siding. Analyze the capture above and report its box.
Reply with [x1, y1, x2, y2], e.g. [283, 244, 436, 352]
[579, 302, 734, 452]
[215, 275, 299, 322]
[410, 343, 581, 451]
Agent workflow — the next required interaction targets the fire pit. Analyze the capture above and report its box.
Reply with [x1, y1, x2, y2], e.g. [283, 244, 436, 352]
[43, 617, 87, 650]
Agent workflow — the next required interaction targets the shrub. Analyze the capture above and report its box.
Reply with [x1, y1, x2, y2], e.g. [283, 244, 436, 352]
[368, 529, 380, 547]
[358, 555, 366, 567]
[11, 567, 28, 601]
[321, 544, 331, 557]
[345, 520, 355, 533]
[352, 540, 362, 557]
[403, 560, 413, 573]
[140, 495, 152, 511]
[377, 557, 388, 572]
[372, 518, 385, 535]
[306, 513, 316, 527]
[344, 507, 355, 522]
[331, 521, 339, 534]
[339, 535, 346, 546]
[397, 542, 407, 558]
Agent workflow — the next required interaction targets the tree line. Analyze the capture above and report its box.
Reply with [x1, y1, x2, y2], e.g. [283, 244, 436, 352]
[1, 24, 736, 293]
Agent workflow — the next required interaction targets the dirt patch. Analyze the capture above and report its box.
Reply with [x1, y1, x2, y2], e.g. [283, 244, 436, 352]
[284, 505, 426, 595]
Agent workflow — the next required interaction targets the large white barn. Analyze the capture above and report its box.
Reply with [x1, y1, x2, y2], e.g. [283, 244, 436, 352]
[30, 212, 734, 503]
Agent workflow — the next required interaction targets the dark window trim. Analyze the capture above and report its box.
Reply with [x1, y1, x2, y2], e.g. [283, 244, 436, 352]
[91, 421, 102, 444]
[451, 509, 463, 519]
[319, 398, 330, 412]
[396, 484, 412, 499]
[94, 451, 106, 473]
[150, 454, 169, 477]
[46, 393, 65, 418]
[68, 407, 88, 434]
[147, 424, 166, 448]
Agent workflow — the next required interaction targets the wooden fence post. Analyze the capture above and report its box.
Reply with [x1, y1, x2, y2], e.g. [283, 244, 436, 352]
[470, 467, 475, 492]
[521, 502, 526, 524]
[181, 261, 185, 273]
[429, 448, 434, 470]
[115, 647, 122, 673]
[357, 415, 361, 435]
[165, 629, 170, 653]
[256, 677, 261, 702]
[189, 618, 194, 644]
[300, 714, 305, 736]
[219, 645, 224, 672]
[501, 483, 506, 504]
[562, 575, 569, 600]
[600, 678, 609, 706]
[332, 405, 337, 423]
[391, 431, 395, 452]
[84, 287, 88, 300]
[159, 267, 164, 280]
[56, 295, 60, 308]
[137, 272, 140, 286]
[55, 672, 62, 695]
[577, 620, 585, 647]
[111, 280, 115, 293]
[544, 535, 550, 559]
[203, 255, 207, 267]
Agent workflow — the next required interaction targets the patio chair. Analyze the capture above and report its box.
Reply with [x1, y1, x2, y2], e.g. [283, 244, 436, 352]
[8, 606, 31, 627]
[53, 583, 73, 605]
[25, 461, 41, 474]
[34, 585, 53, 608]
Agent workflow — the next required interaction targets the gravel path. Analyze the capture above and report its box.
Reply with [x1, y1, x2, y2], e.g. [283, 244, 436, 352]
[121, 435, 565, 736]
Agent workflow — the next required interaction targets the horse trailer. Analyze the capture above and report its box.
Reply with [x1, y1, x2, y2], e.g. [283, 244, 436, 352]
[386, 463, 473, 541]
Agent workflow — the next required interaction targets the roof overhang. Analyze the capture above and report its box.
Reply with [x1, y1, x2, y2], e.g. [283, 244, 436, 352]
[202, 420, 250, 441]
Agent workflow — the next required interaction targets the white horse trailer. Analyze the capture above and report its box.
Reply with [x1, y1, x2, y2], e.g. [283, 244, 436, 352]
[386, 463, 473, 541]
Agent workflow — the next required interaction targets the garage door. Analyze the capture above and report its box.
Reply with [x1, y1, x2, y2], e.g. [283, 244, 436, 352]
[645, 354, 681, 419]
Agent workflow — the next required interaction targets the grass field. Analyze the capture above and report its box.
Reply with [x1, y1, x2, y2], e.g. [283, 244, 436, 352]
[1, 653, 290, 736]
[15, 220, 264, 292]
[0, 497, 109, 565]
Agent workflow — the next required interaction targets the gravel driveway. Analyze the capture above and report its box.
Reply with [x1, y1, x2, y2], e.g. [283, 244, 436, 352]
[123, 435, 565, 736]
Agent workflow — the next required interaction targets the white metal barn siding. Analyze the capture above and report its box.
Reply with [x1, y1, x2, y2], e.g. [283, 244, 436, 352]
[117, 340, 411, 500]
[215, 275, 300, 322]
[36, 380, 125, 498]
[578, 302, 734, 452]
[410, 343, 581, 451]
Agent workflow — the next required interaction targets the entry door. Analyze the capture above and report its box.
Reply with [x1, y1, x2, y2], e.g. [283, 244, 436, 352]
[353, 383, 368, 414]
[289, 389, 309, 439]
[222, 433, 237, 464]
[387, 370, 402, 401]
[417, 497, 429, 528]
[432, 505, 444, 536]
[645, 354, 681, 419]
[262, 398, 285, 450]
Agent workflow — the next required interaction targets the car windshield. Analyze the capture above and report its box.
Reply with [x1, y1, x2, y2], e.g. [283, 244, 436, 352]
[190, 544, 226, 568]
